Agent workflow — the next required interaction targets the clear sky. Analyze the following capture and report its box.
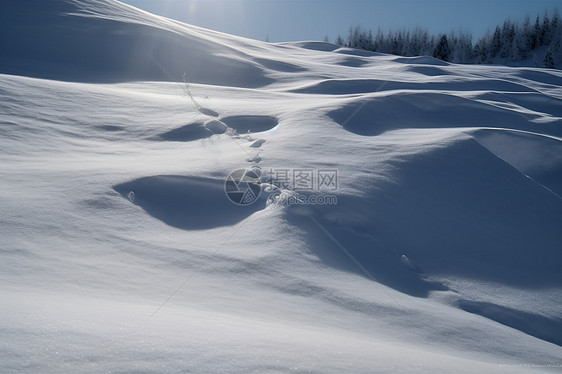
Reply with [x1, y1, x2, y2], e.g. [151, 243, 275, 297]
[120, 0, 561, 43]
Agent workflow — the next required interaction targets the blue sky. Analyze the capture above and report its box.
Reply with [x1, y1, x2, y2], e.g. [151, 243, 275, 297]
[121, 0, 561, 43]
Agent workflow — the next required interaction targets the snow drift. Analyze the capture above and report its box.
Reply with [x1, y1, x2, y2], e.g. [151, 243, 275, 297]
[0, 0, 273, 86]
[0, 0, 561, 372]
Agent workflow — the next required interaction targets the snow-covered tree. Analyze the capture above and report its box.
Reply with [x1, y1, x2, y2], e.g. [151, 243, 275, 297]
[551, 10, 561, 44]
[334, 9, 562, 69]
[335, 35, 344, 46]
[433, 34, 450, 61]
[544, 48, 555, 68]
[521, 15, 534, 56]
[499, 19, 515, 58]
[541, 11, 551, 45]
[474, 37, 489, 63]
[534, 14, 542, 48]
[490, 26, 502, 57]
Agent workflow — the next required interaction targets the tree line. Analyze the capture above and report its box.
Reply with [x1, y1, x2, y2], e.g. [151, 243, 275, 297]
[332, 10, 562, 69]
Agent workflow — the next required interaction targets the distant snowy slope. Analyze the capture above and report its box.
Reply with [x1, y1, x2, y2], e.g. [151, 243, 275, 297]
[0, 0, 274, 86]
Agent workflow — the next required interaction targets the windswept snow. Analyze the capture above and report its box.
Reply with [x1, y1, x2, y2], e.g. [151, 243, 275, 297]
[0, 0, 561, 373]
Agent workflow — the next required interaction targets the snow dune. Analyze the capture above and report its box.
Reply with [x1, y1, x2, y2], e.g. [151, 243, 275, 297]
[0, 0, 274, 86]
[1, 0, 561, 372]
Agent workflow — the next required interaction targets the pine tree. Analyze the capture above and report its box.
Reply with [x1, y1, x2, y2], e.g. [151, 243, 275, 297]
[522, 15, 533, 54]
[474, 34, 491, 63]
[457, 32, 474, 62]
[548, 31, 562, 68]
[491, 26, 502, 57]
[391, 31, 400, 55]
[541, 11, 551, 45]
[500, 19, 515, 58]
[544, 48, 555, 68]
[401, 30, 411, 55]
[332, 10, 561, 70]
[534, 14, 542, 47]
[473, 43, 483, 63]
[510, 38, 520, 61]
[335, 35, 344, 46]
[551, 10, 561, 43]
[354, 27, 360, 48]
[395, 30, 405, 55]
[374, 29, 384, 52]
[433, 34, 451, 61]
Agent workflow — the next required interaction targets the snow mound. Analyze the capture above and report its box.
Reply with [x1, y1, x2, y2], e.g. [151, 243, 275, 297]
[327, 92, 562, 136]
[292, 77, 537, 94]
[393, 55, 450, 66]
[472, 129, 562, 196]
[458, 299, 562, 346]
[0, 0, 273, 87]
[282, 41, 340, 52]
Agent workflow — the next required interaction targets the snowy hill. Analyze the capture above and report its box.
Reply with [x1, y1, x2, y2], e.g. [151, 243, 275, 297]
[1, 1, 561, 372]
[0, 0, 275, 86]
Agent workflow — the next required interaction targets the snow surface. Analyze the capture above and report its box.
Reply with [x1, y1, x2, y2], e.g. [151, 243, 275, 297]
[1, 0, 561, 372]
